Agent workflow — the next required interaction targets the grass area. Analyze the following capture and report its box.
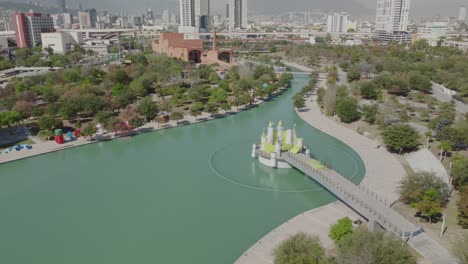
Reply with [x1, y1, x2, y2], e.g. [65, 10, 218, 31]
[0, 138, 35, 151]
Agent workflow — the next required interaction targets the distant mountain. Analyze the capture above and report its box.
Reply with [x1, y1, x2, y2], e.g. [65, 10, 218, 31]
[0, 1, 59, 13]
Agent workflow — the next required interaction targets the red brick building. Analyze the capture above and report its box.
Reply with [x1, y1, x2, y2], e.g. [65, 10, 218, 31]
[152, 32, 232, 66]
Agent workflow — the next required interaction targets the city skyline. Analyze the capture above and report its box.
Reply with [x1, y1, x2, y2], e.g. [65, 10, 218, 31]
[3, 0, 465, 18]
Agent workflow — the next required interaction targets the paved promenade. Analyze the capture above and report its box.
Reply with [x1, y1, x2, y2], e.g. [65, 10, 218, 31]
[236, 63, 457, 263]
[235, 202, 361, 264]
[298, 96, 406, 204]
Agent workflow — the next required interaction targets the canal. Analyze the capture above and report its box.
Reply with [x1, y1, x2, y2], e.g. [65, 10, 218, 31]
[0, 74, 365, 264]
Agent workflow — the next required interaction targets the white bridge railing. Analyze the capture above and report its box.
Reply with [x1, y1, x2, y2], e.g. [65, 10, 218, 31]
[282, 152, 423, 238]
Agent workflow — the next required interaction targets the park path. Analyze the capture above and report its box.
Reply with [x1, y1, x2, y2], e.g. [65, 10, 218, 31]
[235, 202, 361, 264]
[235, 63, 457, 263]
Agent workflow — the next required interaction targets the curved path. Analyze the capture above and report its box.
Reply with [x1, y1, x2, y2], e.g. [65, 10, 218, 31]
[298, 96, 406, 204]
[234, 94, 405, 264]
[236, 90, 458, 264]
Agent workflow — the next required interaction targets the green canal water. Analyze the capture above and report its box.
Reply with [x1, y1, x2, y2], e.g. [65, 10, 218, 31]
[0, 75, 365, 264]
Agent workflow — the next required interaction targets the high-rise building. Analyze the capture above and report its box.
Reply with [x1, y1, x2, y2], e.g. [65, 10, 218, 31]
[13, 12, 54, 48]
[147, 9, 154, 21]
[226, 3, 229, 18]
[163, 10, 170, 24]
[79, 9, 97, 29]
[57, 0, 66, 13]
[375, 0, 411, 42]
[229, 0, 247, 29]
[170, 13, 178, 24]
[194, 0, 210, 31]
[459, 6, 467, 22]
[180, 0, 195, 27]
[326, 13, 349, 33]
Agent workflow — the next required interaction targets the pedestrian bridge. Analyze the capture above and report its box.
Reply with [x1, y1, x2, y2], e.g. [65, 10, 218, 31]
[272, 151, 423, 238]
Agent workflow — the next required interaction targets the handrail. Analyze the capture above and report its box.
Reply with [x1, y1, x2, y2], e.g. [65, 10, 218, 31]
[281, 152, 422, 238]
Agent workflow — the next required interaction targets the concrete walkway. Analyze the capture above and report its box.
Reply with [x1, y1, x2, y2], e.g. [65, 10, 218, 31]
[298, 96, 406, 204]
[235, 202, 361, 264]
[405, 149, 449, 184]
[236, 63, 457, 263]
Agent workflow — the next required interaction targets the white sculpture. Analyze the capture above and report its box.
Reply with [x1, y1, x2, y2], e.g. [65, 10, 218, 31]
[286, 129, 292, 145]
[277, 120, 283, 143]
[267, 121, 274, 144]
[275, 141, 281, 156]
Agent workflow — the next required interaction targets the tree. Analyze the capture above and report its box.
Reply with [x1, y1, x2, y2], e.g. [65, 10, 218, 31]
[399, 172, 449, 208]
[383, 125, 420, 154]
[38, 115, 57, 130]
[293, 94, 306, 109]
[451, 156, 468, 188]
[347, 66, 361, 83]
[204, 102, 218, 117]
[274, 233, 330, 264]
[137, 97, 158, 122]
[208, 72, 221, 83]
[129, 116, 144, 130]
[170, 111, 184, 125]
[336, 228, 416, 264]
[323, 85, 337, 116]
[81, 123, 97, 139]
[408, 72, 432, 93]
[336, 98, 360, 123]
[362, 104, 378, 124]
[439, 140, 453, 159]
[221, 102, 231, 112]
[0, 111, 22, 127]
[359, 81, 378, 100]
[190, 102, 204, 120]
[13, 100, 33, 119]
[416, 190, 442, 223]
[387, 78, 410, 96]
[329, 217, 353, 242]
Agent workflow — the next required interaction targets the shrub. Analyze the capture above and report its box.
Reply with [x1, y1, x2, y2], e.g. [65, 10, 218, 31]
[383, 124, 420, 153]
[336, 97, 360, 123]
[329, 217, 353, 242]
[336, 228, 416, 264]
[274, 233, 330, 264]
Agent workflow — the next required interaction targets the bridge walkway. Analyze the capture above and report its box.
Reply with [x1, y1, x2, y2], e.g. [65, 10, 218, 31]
[281, 152, 459, 263]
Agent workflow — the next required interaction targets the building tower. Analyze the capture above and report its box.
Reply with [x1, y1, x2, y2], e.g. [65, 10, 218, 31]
[194, 0, 210, 31]
[228, 0, 247, 30]
[57, 0, 66, 13]
[180, 0, 195, 27]
[375, 0, 411, 42]
[13, 12, 54, 48]
[459, 6, 467, 22]
[326, 12, 349, 33]
[78, 9, 97, 29]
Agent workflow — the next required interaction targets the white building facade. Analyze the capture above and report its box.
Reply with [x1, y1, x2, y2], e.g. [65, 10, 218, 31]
[229, 0, 247, 30]
[375, 0, 411, 42]
[41, 32, 82, 53]
[417, 22, 447, 38]
[326, 13, 349, 33]
[180, 0, 195, 27]
[459, 6, 467, 22]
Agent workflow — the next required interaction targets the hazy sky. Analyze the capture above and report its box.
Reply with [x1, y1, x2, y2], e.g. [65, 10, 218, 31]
[67, 0, 465, 18]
